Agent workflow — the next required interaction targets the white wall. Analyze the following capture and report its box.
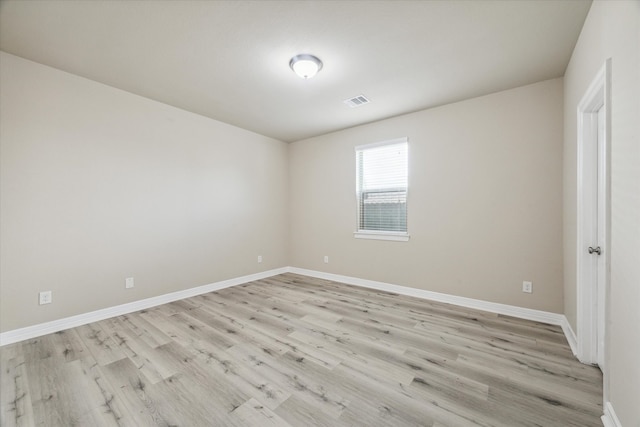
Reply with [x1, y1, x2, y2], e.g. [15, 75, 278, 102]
[0, 52, 290, 332]
[289, 78, 564, 313]
[563, 1, 640, 425]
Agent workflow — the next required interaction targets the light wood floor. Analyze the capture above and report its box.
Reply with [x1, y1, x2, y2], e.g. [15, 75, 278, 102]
[1, 273, 603, 426]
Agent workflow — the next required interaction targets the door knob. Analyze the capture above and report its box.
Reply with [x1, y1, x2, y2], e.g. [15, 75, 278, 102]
[588, 246, 602, 255]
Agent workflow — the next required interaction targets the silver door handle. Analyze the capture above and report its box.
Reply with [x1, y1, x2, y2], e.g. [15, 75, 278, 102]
[588, 246, 602, 255]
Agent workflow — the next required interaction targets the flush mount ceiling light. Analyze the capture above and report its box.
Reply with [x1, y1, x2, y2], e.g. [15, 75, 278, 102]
[289, 54, 323, 79]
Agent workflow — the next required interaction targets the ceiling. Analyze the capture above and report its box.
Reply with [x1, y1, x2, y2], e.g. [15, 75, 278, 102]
[0, 1, 591, 143]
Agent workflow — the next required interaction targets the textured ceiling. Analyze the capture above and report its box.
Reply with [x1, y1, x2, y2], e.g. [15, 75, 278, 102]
[0, 0, 591, 142]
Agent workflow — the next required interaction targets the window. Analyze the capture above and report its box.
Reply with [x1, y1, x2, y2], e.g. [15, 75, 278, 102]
[355, 138, 409, 241]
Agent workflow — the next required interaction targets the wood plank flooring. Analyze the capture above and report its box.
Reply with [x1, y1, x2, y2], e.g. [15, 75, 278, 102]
[1, 273, 603, 426]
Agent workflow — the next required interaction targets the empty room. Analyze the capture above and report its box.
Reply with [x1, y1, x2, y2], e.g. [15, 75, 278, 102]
[1, 1, 638, 426]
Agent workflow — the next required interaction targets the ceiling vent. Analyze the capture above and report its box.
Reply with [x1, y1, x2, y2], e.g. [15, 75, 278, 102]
[343, 94, 370, 108]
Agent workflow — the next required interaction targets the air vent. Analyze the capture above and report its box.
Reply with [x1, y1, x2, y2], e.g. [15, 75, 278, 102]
[343, 94, 371, 108]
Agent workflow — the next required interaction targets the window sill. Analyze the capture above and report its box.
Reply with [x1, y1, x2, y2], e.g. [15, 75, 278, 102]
[354, 231, 410, 242]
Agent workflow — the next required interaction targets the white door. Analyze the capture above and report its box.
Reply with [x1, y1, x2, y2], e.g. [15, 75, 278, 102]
[595, 106, 606, 369]
[583, 105, 606, 368]
[577, 60, 610, 369]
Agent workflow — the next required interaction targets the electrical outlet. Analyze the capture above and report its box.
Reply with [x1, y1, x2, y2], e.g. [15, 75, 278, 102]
[522, 281, 533, 293]
[39, 291, 52, 305]
[258, 255, 263, 263]
[125, 277, 135, 289]
[324, 255, 329, 263]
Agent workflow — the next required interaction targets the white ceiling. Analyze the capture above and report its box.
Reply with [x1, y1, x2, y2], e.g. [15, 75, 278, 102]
[0, 0, 591, 142]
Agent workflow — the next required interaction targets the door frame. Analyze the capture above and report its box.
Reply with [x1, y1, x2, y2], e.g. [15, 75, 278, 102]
[576, 59, 611, 372]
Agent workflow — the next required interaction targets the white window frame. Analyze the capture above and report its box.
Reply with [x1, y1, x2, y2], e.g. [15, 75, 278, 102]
[354, 137, 410, 242]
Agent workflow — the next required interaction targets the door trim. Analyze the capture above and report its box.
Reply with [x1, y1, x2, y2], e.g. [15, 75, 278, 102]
[576, 59, 611, 369]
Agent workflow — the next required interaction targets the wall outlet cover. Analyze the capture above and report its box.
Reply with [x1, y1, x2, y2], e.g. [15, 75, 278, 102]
[39, 291, 52, 305]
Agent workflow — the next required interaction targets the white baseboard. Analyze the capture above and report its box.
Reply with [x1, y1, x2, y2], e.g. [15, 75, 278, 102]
[560, 316, 578, 356]
[0, 267, 288, 346]
[288, 267, 569, 328]
[0, 266, 575, 351]
[601, 402, 622, 427]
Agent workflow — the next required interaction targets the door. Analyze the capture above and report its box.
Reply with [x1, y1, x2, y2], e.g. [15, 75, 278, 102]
[583, 104, 606, 368]
[577, 60, 610, 369]
[595, 105, 606, 368]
